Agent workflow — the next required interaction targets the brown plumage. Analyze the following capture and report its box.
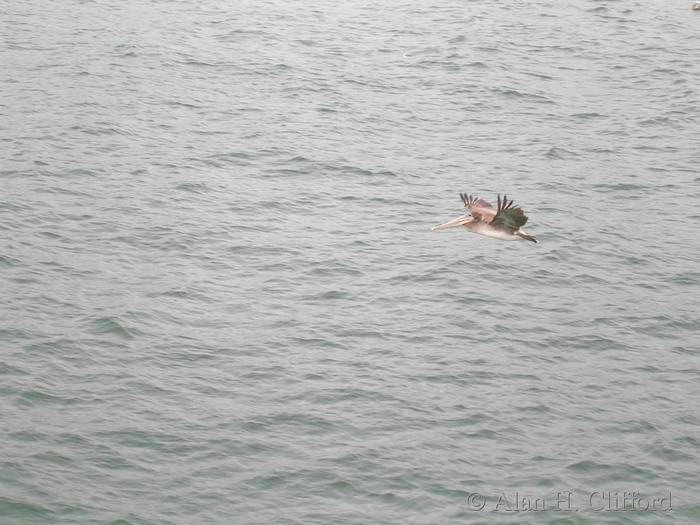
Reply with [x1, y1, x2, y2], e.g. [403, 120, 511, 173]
[432, 193, 538, 243]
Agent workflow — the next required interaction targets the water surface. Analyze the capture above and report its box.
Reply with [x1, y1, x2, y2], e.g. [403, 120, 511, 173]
[2, 1, 700, 523]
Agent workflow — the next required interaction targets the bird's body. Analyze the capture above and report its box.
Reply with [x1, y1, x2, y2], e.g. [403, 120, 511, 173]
[432, 193, 538, 243]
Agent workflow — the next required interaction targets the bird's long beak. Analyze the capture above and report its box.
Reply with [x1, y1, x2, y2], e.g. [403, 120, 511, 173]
[431, 214, 474, 230]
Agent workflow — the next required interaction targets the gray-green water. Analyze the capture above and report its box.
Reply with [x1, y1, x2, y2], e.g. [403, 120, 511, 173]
[2, 1, 700, 523]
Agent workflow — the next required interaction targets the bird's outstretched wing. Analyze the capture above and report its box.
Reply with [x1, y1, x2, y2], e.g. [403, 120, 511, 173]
[460, 193, 493, 209]
[460, 193, 495, 222]
[489, 194, 529, 229]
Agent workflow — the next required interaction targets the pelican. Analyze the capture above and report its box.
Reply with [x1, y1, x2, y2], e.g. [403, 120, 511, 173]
[432, 193, 538, 243]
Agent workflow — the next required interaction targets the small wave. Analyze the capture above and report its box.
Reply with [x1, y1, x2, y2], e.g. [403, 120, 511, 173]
[86, 317, 138, 340]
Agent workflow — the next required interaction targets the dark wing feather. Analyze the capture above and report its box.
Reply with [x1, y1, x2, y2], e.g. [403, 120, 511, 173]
[489, 194, 529, 229]
[459, 193, 495, 222]
[460, 193, 493, 209]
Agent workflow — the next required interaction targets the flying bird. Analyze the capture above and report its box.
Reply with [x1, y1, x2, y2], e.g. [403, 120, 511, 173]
[432, 193, 538, 243]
